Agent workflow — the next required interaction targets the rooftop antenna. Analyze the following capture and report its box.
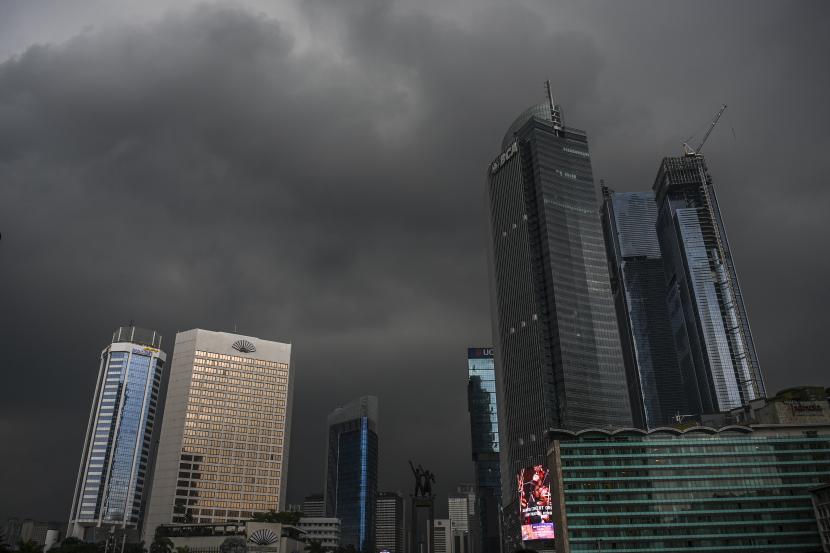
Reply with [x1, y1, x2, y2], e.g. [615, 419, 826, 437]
[544, 79, 563, 130]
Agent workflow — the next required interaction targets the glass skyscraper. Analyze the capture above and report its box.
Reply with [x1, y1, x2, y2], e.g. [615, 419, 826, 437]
[325, 396, 379, 553]
[653, 155, 764, 413]
[466, 348, 501, 553]
[601, 189, 695, 428]
[142, 329, 294, 541]
[485, 93, 632, 545]
[68, 326, 166, 541]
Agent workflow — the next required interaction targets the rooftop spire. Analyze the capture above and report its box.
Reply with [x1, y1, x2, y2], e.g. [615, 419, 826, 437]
[544, 79, 563, 129]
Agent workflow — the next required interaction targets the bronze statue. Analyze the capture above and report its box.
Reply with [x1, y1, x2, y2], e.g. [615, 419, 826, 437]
[409, 460, 436, 497]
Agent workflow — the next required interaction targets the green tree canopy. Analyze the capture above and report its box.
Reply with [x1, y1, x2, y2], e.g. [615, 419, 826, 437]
[250, 511, 303, 525]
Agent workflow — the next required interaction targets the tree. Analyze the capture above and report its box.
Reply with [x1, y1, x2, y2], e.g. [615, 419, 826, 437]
[149, 535, 173, 553]
[49, 538, 101, 553]
[18, 541, 44, 553]
[250, 511, 303, 525]
[304, 541, 324, 553]
[124, 543, 147, 553]
[218, 537, 246, 553]
[0, 530, 10, 553]
[174, 547, 190, 553]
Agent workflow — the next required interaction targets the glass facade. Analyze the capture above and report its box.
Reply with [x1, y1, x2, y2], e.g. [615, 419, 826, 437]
[486, 101, 632, 546]
[69, 327, 166, 537]
[467, 348, 502, 553]
[547, 426, 830, 551]
[326, 396, 379, 553]
[601, 190, 694, 428]
[653, 156, 764, 413]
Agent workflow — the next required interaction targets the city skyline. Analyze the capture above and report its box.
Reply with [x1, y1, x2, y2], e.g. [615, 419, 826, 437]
[2, 0, 830, 528]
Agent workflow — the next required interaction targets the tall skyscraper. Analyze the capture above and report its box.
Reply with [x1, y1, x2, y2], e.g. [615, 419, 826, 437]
[68, 326, 166, 541]
[143, 329, 293, 540]
[466, 348, 501, 553]
[600, 189, 695, 428]
[325, 396, 379, 553]
[376, 491, 405, 553]
[485, 88, 632, 542]
[653, 155, 764, 413]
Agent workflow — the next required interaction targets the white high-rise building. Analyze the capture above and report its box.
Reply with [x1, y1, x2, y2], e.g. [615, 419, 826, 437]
[143, 329, 294, 540]
[68, 327, 167, 541]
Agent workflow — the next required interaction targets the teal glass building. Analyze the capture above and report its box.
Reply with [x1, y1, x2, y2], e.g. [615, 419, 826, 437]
[545, 425, 830, 552]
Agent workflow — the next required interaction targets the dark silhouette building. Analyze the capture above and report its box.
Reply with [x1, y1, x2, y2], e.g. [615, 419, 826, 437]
[485, 87, 632, 546]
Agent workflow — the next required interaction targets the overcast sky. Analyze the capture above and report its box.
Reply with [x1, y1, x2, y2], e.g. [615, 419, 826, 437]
[1, 0, 829, 524]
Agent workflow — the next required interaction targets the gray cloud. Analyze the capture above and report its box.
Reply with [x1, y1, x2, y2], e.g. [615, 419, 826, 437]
[1, 0, 829, 522]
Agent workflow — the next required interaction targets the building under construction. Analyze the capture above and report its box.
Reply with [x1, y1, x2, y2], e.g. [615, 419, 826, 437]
[652, 152, 765, 413]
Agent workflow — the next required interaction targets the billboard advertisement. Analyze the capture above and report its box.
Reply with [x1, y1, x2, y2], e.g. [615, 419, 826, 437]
[518, 465, 555, 541]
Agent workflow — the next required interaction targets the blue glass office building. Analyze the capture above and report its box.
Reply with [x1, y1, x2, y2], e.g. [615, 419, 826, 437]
[68, 327, 166, 541]
[601, 189, 694, 428]
[653, 155, 764, 413]
[467, 347, 502, 553]
[546, 425, 830, 552]
[325, 396, 379, 553]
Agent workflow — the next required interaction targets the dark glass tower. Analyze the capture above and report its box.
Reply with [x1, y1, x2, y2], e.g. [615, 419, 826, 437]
[601, 189, 696, 428]
[653, 155, 764, 412]
[325, 396, 379, 553]
[466, 348, 501, 553]
[485, 90, 632, 546]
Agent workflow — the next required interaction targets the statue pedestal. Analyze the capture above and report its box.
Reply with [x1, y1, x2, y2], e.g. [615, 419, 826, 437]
[410, 495, 435, 553]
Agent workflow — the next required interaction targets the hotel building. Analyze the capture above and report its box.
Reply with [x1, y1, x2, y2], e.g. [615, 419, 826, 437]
[143, 329, 293, 540]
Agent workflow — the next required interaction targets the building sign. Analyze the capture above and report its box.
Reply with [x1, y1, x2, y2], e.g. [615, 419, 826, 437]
[518, 465, 555, 541]
[784, 401, 824, 415]
[490, 142, 518, 175]
[132, 347, 159, 356]
[467, 347, 494, 359]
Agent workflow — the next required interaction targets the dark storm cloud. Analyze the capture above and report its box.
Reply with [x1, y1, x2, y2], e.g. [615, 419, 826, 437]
[1, 0, 829, 522]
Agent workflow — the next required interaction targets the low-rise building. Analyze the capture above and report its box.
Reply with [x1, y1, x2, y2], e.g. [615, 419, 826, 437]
[703, 386, 830, 426]
[296, 518, 340, 551]
[544, 425, 830, 552]
[156, 522, 305, 553]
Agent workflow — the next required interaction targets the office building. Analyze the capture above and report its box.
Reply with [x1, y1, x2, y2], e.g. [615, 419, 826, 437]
[143, 329, 294, 540]
[466, 348, 501, 553]
[653, 154, 764, 413]
[376, 491, 404, 553]
[68, 326, 166, 541]
[811, 484, 830, 553]
[433, 520, 452, 553]
[485, 87, 632, 544]
[545, 425, 830, 551]
[301, 494, 326, 518]
[325, 396, 379, 553]
[600, 189, 694, 428]
[298, 517, 341, 550]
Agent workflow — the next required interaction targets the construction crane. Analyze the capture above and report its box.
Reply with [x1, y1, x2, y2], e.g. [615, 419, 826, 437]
[683, 104, 727, 156]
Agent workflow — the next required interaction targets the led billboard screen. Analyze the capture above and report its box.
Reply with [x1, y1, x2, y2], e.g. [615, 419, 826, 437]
[517, 465, 555, 541]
